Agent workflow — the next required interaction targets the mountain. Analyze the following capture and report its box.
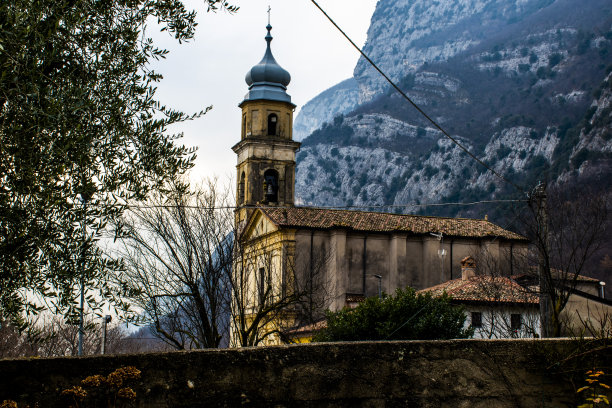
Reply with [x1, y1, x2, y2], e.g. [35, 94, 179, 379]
[293, 78, 360, 141]
[294, 0, 612, 221]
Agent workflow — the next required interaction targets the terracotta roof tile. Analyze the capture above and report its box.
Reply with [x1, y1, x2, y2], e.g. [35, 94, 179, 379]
[260, 206, 527, 240]
[513, 267, 601, 283]
[419, 276, 539, 305]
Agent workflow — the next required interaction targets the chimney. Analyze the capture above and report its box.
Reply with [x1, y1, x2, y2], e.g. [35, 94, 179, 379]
[461, 256, 476, 280]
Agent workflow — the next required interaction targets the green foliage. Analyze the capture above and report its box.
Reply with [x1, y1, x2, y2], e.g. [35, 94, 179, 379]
[496, 144, 512, 160]
[0, 0, 235, 324]
[398, 74, 415, 91]
[423, 165, 439, 178]
[313, 288, 472, 342]
[548, 53, 563, 67]
[304, 121, 354, 147]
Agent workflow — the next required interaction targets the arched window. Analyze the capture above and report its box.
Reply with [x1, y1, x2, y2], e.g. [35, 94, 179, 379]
[263, 169, 279, 203]
[242, 114, 247, 138]
[267, 113, 278, 136]
[238, 172, 245, 204]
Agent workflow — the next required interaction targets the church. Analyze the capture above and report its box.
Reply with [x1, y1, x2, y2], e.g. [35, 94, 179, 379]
[232, 24, 529, 343]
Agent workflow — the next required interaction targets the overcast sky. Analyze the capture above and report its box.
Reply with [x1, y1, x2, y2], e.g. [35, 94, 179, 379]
[149, 0, 378, 184]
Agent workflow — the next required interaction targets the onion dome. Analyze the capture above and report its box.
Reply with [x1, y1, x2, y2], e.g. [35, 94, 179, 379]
[242, 25, 294, 105]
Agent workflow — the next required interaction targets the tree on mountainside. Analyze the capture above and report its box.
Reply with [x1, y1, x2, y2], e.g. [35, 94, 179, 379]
[0, 0, 236, 326]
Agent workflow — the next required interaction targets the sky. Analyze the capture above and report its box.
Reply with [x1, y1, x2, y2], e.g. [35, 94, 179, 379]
[149, 0, 378, 184]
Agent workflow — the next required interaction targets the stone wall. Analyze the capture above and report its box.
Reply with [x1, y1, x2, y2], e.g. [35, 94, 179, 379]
[0, 339, 608, 407]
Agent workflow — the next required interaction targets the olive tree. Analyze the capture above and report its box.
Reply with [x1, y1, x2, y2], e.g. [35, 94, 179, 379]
[0, 0, 236, 325]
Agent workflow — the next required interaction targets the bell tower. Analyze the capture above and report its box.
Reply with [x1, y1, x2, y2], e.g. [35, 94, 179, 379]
[233, 24, 300, 223]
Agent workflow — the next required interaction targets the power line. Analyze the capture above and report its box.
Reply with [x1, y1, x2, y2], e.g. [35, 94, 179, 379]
[309, 0, 526, 193]
[85, 198, 525, 212]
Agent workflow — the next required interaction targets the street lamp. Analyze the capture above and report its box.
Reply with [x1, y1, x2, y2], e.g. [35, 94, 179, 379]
[78, 188, 92, 356]
[101, 315, 112, 355]
[373, 274, 382, 299]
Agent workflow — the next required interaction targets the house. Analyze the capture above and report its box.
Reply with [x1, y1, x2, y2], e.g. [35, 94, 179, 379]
[419, 256, 540, 338]
[232, 24, 529, 345]
[512, 270, 611, 336]
[420, 257, 611, 338]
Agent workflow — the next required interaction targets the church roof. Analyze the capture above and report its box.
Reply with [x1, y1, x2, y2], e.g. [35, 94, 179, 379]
[419, 276, 538, 305]
[259, 206, 527, 241]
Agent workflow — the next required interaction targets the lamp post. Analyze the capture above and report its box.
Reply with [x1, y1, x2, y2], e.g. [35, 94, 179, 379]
[78, 189, 91, 356]
[430, 232, 446, 282]
[101, 315, 112, 355]
[373, 274, 382, 299]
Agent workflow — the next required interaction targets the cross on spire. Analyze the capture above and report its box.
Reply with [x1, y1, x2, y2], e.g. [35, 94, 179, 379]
[267, 5, 271, 25]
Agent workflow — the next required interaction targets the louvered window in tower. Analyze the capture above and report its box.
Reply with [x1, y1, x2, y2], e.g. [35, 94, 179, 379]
[263, 169, 279, 203]
[267, 113, 277, 136]
[239, 172, 245, 204]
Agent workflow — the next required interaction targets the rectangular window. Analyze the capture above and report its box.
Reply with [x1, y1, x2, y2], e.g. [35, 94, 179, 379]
[471, 312, 482, 328]
[510, 313, 522, 330]
[258, 267, 266, 305]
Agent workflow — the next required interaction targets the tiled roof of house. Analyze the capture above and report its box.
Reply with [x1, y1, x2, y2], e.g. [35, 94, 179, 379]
[287, 320, 327, 336]
[513, 268, 601, 283]
[418, 276, 539, 305]
[260, 206, 527, 240]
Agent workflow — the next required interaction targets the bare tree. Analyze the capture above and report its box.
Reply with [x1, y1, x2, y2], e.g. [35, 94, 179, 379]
[522, 184, 609, 337]
[229, 235, 332, 347]
[0, 316, 141, 358]
[115, 180, 234, 349]
[115, 180, 330, 349]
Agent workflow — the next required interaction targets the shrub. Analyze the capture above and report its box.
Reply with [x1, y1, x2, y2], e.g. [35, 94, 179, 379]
[423, 165, 439, 178]
[548, 53, 562, 67]
[313, 288, 472, 342]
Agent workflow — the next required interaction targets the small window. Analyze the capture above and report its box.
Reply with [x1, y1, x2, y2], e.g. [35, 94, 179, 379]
[267, 113, 278, 136]
[238, 172, 245, 204]
[510, 314, 521, 330]
[471, 312, 482, 328]
[258, 267, 266, 305]
[242, 114, 247, 137]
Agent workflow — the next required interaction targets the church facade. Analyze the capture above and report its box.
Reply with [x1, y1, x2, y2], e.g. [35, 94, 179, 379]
[233, 24, 529, 343]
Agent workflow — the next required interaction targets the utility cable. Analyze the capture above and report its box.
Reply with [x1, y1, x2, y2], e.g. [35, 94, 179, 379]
[309, 0, 525, 193]
[75, 198, 526, 212]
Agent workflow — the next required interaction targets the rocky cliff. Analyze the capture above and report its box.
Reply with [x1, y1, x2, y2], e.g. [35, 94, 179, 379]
[295, 0, 612, 220]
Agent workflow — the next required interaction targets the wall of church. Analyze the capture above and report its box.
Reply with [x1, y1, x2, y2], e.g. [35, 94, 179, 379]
[293, 229, 528, 311]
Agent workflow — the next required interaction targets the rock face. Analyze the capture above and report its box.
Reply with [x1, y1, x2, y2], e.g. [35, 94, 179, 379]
[294, 0, 612, 219]
[293, 78, 360, 141]
[353, 0, 557, 100]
